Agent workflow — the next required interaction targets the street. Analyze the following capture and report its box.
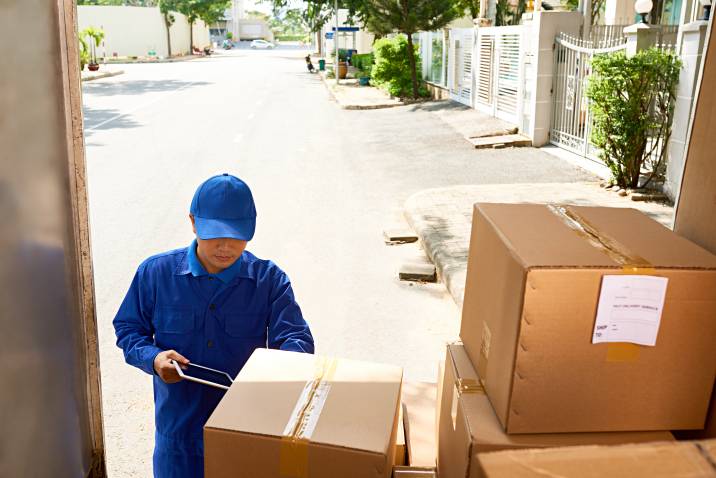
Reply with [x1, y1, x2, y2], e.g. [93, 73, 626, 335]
[82, 47, 594, 476]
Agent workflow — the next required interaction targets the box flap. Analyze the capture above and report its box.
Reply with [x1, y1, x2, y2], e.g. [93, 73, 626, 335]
[205, 349, 403, 455]
[477, 442, 715, 478]
[403, 382, 437, 467]
[474, 203, 716, 269]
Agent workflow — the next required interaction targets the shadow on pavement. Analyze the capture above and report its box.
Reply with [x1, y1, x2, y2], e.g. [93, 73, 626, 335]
[82, 79, 211, 97]
[407, 100, 466, 113]
[82, 106, 141, 136]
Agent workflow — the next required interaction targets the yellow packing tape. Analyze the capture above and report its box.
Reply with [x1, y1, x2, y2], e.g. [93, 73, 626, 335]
[455, 378, 485, 395]
[279, 357, 338, 478]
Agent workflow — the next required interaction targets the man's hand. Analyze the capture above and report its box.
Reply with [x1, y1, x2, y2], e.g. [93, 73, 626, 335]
[153, 350, 190, 384]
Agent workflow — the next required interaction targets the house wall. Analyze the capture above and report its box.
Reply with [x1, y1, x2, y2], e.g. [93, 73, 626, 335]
[77, 6, 210, 58]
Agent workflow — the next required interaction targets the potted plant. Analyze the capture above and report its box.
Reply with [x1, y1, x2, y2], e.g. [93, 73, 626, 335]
[337, 49, 348, 79]
[357, 67, 371, 86]
[82, 26, 105, 72]
[79, 36, 90, 71]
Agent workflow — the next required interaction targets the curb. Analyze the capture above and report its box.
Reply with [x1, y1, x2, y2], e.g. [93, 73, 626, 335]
[81, 70, 125, 82]
[317, 71, 406, 110]
[103, 55, 204, 65]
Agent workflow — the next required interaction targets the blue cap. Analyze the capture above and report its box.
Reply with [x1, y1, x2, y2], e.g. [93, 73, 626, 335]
[190, 174, 257, 241]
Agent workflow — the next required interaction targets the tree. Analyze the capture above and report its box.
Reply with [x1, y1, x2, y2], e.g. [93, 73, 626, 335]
[177, 0, 230, 51]
[455, 0, 479, 19]
[159, 0, 180, 57]
[365, 0, 461, 98]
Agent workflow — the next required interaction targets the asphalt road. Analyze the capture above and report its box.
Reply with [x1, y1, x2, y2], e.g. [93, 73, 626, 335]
[82, 47, 593, 476]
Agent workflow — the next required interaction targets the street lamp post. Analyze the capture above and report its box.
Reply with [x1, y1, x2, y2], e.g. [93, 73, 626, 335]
[634, 0, 653, 23]
[701, 0, 712, 20]
[335, 0, 339, 85]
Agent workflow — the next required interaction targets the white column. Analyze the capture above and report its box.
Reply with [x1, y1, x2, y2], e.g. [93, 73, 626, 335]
[665, 20, 709, 200]
[604, 0, 636, 24]
[525, 11, 582, 146]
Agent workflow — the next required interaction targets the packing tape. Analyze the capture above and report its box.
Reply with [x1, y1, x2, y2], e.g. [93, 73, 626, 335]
[547, 205, 652, 268]
[279, 357, 338, 478]
[606, 343, 641, 362]
[547, 205, 655, 363]
[455, 378, 485, 395]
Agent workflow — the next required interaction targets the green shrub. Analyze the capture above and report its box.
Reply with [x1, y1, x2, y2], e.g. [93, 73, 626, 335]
[372, 36, 426, 98]
[351, 53, 374, 70]
[586, 48, 681, 189]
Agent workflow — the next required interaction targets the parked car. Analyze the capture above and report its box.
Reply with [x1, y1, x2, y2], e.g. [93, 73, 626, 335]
[250, 39, 275, 49]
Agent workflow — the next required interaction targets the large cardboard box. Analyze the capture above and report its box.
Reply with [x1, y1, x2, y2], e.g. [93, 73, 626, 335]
[438, 344, 675, 478]
[402, 382, 438, 468]
[476, 441, 716, 478]
[205, 349, 403, 478]
[461, 203, 716, 433]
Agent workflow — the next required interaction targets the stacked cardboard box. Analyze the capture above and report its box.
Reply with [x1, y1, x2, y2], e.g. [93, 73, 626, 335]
[437, 344, 675, 478]
[205, 349, 403, 478]
[437, 203, 716, 476]
[476, 440, 716, 477]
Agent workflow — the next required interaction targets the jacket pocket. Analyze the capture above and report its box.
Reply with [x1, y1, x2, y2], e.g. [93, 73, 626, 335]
[154, 307, 196, 334]
[224, 313, 266, 338]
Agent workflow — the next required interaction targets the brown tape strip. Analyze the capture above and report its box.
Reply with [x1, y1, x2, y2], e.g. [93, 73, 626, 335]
[547, 205, 651, 268]
[279, 357, 338, 478]
[455, 378, 485, 395]
[548, 205, 655, 363]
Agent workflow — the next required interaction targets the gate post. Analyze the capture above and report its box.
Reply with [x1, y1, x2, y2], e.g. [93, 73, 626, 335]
[524, 11, 582, 146]
[624, 22, 662, 56]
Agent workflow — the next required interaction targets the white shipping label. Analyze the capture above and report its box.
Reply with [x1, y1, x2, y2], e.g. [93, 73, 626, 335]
[592, 275, 669, 346]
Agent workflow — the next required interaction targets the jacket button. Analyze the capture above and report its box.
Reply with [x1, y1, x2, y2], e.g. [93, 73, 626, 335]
[209, 304, 216, 310]
[207, 340, 214, 348]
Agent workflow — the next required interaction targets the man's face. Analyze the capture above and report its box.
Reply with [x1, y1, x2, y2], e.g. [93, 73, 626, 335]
[190, 215, 248, 274]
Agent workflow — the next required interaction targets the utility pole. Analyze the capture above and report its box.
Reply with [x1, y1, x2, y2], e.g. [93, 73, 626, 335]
[335, 0, 339, 85]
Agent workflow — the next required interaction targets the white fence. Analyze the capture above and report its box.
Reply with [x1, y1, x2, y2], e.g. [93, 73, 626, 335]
[550, 34, 627, 159]
[447, 28, 474, 106]
[474, 25, 524, 125]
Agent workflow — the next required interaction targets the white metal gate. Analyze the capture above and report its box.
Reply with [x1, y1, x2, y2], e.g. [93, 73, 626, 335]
[475, 26, 523, 124]
[448, 28, 474, 106]
[550, 33, 626, 158]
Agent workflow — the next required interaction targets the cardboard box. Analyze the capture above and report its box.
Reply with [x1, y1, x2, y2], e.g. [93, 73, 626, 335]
[438, 344, 676, 478]
[403, 382, 438, 468]
[205, 349, 403, 478]
[395, 403, 406, 466]
[461, 203, 716, 433]
[476, 442, 716, 478]
[392, 466, 437, 477]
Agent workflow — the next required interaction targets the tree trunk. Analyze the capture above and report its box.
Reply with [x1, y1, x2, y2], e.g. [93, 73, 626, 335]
[406, 33, 419, 99]
[164, 14, 172, 57]
[316, 31, 322, 55]
[189, 19, 194, 53]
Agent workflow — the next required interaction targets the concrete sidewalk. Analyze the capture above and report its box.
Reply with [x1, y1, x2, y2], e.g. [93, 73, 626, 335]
[319, 72, 405, 109]
[81, 69, 124, 82]
[404, 182, 674, 308]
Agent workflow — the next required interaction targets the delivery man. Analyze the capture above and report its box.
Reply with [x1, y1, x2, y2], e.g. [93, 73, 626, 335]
[113, 173, 314, 478]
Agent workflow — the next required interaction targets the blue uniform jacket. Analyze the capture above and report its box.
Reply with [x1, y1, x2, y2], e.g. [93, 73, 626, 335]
[113, 242, 314, 478]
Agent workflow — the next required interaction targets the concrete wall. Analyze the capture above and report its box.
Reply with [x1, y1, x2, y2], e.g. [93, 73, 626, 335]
[77, 6, 210, 58]
[238, 19, 273, 41]
[524, 11, 582, 146]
